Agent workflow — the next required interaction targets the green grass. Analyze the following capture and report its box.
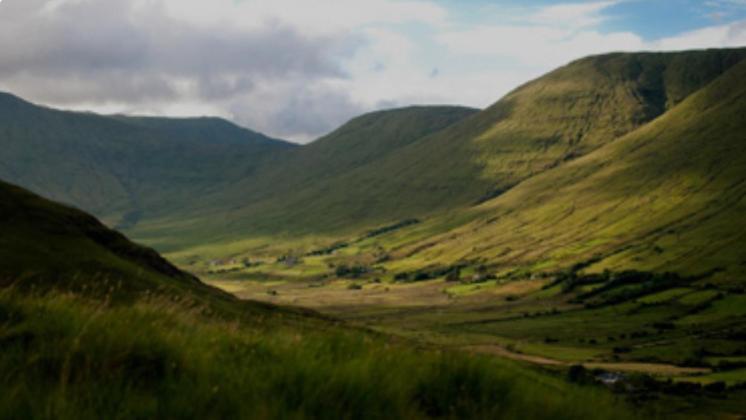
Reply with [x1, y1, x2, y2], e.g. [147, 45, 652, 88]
[678, 294, 746, 325]
[0, 289, 637, 420]
[675, 369, 746, 386]
[637, 288, 693, 304]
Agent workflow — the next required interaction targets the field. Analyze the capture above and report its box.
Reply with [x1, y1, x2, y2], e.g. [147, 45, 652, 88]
[196, 242, 746, 418]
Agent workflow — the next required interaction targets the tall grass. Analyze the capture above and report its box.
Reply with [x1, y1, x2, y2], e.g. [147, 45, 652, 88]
[0, 290, 636, 419]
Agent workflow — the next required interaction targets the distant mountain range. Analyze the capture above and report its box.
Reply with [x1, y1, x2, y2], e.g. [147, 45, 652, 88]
[2, 47, 745, 282]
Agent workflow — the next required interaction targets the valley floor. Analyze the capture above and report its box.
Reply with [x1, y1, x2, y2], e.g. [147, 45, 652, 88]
[201, 265, 746, 418]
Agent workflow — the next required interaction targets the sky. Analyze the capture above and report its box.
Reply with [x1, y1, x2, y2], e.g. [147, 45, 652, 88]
[0, 0, 745, 143]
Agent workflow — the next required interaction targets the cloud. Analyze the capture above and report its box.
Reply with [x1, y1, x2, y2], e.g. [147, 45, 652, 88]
[225, 78, 369, 142]
[0, 0, 372, 141]
[437, 25, 644, 66]
[0, 0, 355, 95]
[652, 19, 746, 50]
[436, 1, 642, 65]
[528, 1, 619, 29]
[158, 0, 447, 35]
[431, 2, 746, 106]
[0, 0, 744, 142]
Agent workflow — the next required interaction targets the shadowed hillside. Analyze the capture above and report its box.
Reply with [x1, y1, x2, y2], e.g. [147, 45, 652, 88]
[129, 105, 480, 248]
[0, 178, 225, 299]
[0, 93, 294, 229]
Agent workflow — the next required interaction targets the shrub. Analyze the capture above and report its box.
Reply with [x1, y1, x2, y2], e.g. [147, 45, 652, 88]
[567, 365, 589, 384]
[704, 381, 726, 393]
[335, 265, 369, 279]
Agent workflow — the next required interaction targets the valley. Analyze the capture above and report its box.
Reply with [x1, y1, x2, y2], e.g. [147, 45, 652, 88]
[2, 46, 746, 418]
[152, 49, 746, 396]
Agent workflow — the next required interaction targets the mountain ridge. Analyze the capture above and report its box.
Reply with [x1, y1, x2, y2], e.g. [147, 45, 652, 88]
[383, 54, 746, 282]
[127, 47, 746, 252]
[0, 93, 295, 230]
[3, 47, 746, 258]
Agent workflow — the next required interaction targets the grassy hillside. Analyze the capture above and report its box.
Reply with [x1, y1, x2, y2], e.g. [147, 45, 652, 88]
[0, 179, 188, 290]
[5, 48, 744, 253]
[129, 105, 479, 249]
[131, 48, 746, 252]
[0, 289, 637, 420]
[387, 53, 746, 283]
[0, 92, 294, 229]
[0, 179, 640, 419]
[0, 178, 273, 314]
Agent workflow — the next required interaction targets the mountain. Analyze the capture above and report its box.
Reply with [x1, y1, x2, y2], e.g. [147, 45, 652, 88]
[386, 53, 746, 283]
[3, 48, 745, 256]
[128, 105, 480, 249]
[0, 178, 215, 297]
[130, 47, 746, 252]
[0, 92, 294, 229]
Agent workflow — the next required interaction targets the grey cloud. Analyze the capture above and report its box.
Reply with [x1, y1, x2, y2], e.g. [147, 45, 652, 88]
[0, 0, 368, 140]
[0, 72, 180, 104]
[228, 84, 369, 143]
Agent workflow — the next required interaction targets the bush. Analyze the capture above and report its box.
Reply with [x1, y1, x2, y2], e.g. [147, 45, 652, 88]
[335, 265, 369, 279]
[567, 365, 588, 384]
[445, 269, 461, 282]
[704, 381, 727, 393]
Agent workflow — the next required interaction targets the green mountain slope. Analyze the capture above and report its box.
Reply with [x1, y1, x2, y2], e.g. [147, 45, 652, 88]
[235, 105, 480, 200]
[0, 92, 294, 229]
[0, 178, 216, 297]
[0, 181, 637, 420]
[129, 105, 479, 248]
[134, 48, 746, 252]
[389, 54, 746, 283]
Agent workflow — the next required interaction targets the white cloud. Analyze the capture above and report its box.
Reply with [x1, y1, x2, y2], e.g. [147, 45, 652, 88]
[528, 0, 619, 28]
[159, 0, 447, 34]
[424, 1, 646, 106]
[428, 2, 746, 107]
[436, 1, 643, 68]
[652, 19, 746, 50]
[437, 25, 644, 66]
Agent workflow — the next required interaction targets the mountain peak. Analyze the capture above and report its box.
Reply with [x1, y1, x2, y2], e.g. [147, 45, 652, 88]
[0, 91, 34, 108]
